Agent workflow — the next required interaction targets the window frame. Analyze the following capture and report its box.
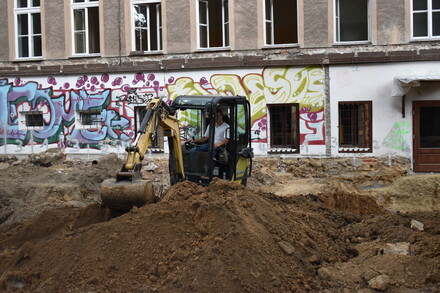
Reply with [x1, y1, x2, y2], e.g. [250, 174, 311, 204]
[14, 0, 42, 60]
[411, 0, 440, 40]
[19, 111, 44, 130]
[75, 109, 102, 130]
[131, 0, 163, 53]
[196, 0, 230, 50]
[334, 0, 371, 44]
[70, 0, 101, 56]
[338, 101, 372, 153]
[267, 103, 300, 154]
[263, 0, 299, 47]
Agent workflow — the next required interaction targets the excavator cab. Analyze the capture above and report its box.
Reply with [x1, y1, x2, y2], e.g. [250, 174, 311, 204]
[171, 95, 253, 186]
[100, 95, 253, 212]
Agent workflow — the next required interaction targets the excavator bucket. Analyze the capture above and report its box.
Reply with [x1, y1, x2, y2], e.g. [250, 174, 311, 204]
[100, 178, 156, 211]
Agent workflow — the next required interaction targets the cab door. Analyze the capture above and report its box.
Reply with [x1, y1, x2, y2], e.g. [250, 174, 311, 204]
[231, 101, 253, 183]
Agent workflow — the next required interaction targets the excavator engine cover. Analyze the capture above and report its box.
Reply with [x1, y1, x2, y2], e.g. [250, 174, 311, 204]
[100, 178, 156, 211]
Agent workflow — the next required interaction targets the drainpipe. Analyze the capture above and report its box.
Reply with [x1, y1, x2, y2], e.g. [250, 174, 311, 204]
[324, 65, 331, 157]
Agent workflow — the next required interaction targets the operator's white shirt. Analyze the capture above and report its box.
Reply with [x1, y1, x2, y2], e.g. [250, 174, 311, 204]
[204, 123, 229, 144]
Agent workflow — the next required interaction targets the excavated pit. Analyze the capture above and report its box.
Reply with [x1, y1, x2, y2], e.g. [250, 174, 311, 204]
[0, 152, 439, 292]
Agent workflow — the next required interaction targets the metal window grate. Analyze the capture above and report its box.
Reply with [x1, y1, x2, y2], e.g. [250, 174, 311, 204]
[25, 111, 43, 127]
[338, 101, 372, 151]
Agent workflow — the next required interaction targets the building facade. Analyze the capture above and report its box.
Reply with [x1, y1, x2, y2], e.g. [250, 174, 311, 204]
[0, 0, 439, 171]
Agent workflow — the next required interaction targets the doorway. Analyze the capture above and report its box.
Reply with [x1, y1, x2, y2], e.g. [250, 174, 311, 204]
[413, 100, 440, 172]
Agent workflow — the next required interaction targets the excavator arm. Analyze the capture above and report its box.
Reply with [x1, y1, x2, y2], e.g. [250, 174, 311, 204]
[101, 97, 185, 211]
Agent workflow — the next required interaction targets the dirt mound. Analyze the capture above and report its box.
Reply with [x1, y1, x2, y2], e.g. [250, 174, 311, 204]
[1, 178, 439, 292]
[372, 174, 440, 213]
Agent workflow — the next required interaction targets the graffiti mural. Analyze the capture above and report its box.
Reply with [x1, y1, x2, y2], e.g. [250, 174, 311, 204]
[0, 65, 325, 154]
[382, 121, 411, 152]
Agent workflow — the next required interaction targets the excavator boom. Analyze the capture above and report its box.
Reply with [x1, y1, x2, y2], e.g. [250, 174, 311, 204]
[100, 97, 184, 211]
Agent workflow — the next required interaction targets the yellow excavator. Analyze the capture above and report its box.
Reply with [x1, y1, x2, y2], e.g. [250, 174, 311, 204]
[100, 95, 254, 211]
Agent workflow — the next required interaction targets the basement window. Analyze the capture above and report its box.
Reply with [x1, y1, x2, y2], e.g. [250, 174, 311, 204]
[267, 104, 299, 154]
[264, 0, 298, 46]
[338, 101, 372, 152]
[412, 0, 440, 39]
[335, 0, 370, 43]
[197, 0, 229, 49]
[19, 111, 44, 130]
[76, 109, 101, 129]
[134, 106, 164, 152]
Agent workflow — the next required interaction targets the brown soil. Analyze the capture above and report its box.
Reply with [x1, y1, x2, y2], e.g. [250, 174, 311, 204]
[0, 152, 439, 292]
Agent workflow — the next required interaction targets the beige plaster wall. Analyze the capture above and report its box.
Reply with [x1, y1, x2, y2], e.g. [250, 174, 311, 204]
[44, 0, 66, 59]
[233, 0, 259, 50]
[303, 0, 329, 47]
[165, 0, 192, 53]
[376, 0, 406, 45]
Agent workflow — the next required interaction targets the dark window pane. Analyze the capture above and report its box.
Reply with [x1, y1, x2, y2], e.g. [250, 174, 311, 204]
[134, 5, 147, 28]
[135, 29, 147, 51]
[26, 113, 43, 127]
[32, 0, 40, 7]
[74, 9, 85, 31]
[433, 12, 440, 36]
[338, 102, 371, 151]
[434, 0, 440, 9]
[88, 7, 100, 53]
[339, 0, 369, 42]
[200, 26, 207, 47]
[413, 12, 428, 36]
[266, 22, 272, 44]
[150, 5, 158, 50]
[413, 0, 427, 10]
[273, 0, 297, 44]
[269, 104, 298, 148]
[199, 1, 207, 24]
[265, 0, 271, 20]
[420, 107, 440, 148]
[18, 36, 29, 57]
[17, 14, 28, 35]
[33, 35, 42, 56]
[32, 13, 41, 34]
[75, 32, 86, 53]
[17, 0, 27, 8]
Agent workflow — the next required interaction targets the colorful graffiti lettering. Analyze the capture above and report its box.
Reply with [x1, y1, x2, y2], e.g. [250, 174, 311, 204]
[166, 66, 325, 144]
[0, 66, 325, 153]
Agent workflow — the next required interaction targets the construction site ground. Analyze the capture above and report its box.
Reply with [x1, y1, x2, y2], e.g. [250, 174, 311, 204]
[0, 150, 439, 292]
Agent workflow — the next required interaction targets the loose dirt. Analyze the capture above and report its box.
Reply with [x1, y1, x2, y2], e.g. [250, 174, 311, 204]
[0, 152, 439, 292]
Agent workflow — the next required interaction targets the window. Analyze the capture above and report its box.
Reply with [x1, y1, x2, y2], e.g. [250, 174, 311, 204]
[76, 109, 101, 129]
[268, 104, 299, 153]
[134, 106, 164, 151]
[19, 111, 44, 130]
[14, 0, 42, 59]
[338, 101, 372, 152]
[197, 0, 229, 49]
[132, 1, 162, 52]
[335, 0, 370, 43]
[71, 0, 100, 55]
[264, 0, 298, 46]
[412, 0, 440, 39]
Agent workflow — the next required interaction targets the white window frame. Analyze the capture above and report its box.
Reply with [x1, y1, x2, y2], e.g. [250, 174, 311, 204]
[130, 0, 162, 52]
[19, 111, 44, 130]
[411, 0, 440, 40]
[71, 0, 100, 56]
[75, 109, 101, 130]
[196, 0, 230, 49]
[334, 0, 371, 44]
[263, 0, 299, 47]
[14, 0, 42, 60]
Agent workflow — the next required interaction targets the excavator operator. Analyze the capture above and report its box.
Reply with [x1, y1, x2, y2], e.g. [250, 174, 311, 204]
[189, 109, 229, 161]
